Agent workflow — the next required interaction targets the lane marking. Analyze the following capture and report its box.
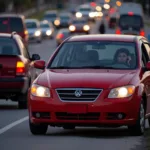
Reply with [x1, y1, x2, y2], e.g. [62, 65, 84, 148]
[0, 116, 28, 135]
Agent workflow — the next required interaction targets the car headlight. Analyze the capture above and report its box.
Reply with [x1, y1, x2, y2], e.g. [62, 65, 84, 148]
[34, 30, 41, 36]
[69, 25, 76, 31]
[108, 85, 135, 98]
[89, 12, 95, 18]
[76, 12, 82, 18]
[31, 84, 50, 97]
[54, 20, 60, 26]
[46, 30, 52, 36]
[96, 6, 102, 11]
[83, 25, 90, 31]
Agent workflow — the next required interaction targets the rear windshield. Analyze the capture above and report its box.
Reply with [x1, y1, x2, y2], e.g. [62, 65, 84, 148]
[26, 22, 37, 28]
[0, 17, 24, 32]
[0, 38, 19, 55]
[119, 15, 143, 28]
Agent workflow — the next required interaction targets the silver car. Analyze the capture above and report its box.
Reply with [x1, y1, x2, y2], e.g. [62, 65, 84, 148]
[40, 20, 54, 39]
[25, 19, 42, 43]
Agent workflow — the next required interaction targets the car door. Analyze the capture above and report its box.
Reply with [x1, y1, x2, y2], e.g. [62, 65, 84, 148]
[17, 36, 35, 83]
[141, 39, 150, 114]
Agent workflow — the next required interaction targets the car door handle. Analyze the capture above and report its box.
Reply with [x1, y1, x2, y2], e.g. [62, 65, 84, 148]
[0, 64, 2, 69]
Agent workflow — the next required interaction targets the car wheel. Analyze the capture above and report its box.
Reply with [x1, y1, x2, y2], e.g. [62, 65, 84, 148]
[63, 125, 75, 130]
[128, 100, 145, 136]
[18, 93, 28, 109]
[29, 120, 48, 135]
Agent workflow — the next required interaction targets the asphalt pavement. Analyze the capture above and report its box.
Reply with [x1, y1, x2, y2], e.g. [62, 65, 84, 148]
[0, 18, 150, 150]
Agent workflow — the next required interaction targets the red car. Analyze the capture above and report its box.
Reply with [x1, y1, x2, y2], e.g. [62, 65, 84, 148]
[0, 32, 40, 109]
[28, 34, 150, 136]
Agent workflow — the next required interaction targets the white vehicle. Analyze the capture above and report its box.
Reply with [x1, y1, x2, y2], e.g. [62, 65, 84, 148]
[25, 19, 42, 43]
[75, 4, 96, 22]
[116, 2, 145, 36]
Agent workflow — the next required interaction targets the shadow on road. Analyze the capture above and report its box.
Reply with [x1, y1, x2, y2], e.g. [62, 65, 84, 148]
[0, 104, 18, 110]
[46, 127, 133, 138]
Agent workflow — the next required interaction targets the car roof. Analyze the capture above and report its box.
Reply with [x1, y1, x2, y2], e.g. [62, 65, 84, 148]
[0, 13, 25, 19]
[67, 34, 142, 42]
[25, 19, 39, 22]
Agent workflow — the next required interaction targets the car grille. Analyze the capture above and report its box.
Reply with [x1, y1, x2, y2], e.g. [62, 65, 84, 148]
[56, 112, 100, 120]
[56, 88, 102, 102]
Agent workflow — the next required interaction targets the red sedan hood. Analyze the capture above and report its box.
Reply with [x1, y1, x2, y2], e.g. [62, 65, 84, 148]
[37, 69, 137, 89]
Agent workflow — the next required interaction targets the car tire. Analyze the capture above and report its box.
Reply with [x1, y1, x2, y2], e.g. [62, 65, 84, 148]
[128, 100, 145, 136]
[63, 125, 75, 130]
[29, 120, 48, 135]
[18, 93, 28, 109]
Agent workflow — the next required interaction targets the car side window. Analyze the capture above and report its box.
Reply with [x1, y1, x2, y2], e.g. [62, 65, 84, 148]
[17, 37, 30, 59]
[141, 43, 149, 66]
[143, 43, 150, 60]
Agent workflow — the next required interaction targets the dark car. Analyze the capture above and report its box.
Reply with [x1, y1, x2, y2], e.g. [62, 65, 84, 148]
[29, 34, 150, 136]
[0, 14, 29, 49]
[69, 18, 90, 34]
[43, 10, 58, 26]
[0, 32, 40, 109]
[116, 13, 145, 36]
[56, 29, 71, 46]
[54, 12, 72, 29]
[109, 17, 117, 29]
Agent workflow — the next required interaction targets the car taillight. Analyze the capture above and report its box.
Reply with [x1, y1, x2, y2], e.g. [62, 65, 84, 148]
[16, 61, 25, 76]
[140, 30, 145, 36]
[24, 30, 28, 35]
[57, 33, 64, 39]
[116, 28, 121, 34]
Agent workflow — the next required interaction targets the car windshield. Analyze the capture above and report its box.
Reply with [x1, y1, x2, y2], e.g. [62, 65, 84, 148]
[26, 22, 37, 28]
[0, 38, 19, 55]
[119, 15, 143, 28]
[44, 14, 57, 18]
[48, 41, 137, 70]
[72, 20, 86, 24]
[40, 23, 49, 28]
[60, 16, 70, 20]
[79, 8, 91, 11]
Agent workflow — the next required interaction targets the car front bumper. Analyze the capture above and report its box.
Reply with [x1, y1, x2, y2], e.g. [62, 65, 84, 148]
[28, 89, 141, 127]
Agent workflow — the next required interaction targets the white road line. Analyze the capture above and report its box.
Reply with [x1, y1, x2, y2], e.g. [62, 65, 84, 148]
[0, 116, 29, 135]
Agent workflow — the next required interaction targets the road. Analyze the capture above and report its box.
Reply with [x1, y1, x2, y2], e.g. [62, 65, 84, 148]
[0, 18, 150, 150]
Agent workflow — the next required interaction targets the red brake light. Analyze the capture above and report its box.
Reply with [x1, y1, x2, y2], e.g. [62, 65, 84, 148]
[140, 30, 145, 36]
[116, 29, 121, 34]
[90, 2, 96, 7]
[16, 61, 25, 76]
[128, 12, 134, 16]
[57, 33, 64, 39]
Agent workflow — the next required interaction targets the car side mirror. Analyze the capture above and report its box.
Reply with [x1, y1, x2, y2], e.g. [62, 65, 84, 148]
[33, 60, 46, 70]
[31, 54, 40, 61]
[146, 61, 150, 70]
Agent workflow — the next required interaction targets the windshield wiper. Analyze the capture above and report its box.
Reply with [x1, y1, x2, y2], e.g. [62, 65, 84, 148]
[49, 66, 120, 69]
[79, 66, 118, 69]
[49, 66, 72, 69]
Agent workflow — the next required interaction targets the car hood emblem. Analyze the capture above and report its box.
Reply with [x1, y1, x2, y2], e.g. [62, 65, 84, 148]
[74, 90, 82, 97]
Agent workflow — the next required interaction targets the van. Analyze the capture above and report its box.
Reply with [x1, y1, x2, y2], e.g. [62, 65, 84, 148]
[116, 2, 145, 36]
[0, 14, 29, 48]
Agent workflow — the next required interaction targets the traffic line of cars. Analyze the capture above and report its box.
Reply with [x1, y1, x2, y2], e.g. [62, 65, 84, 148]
[0, 1, 150, 136]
